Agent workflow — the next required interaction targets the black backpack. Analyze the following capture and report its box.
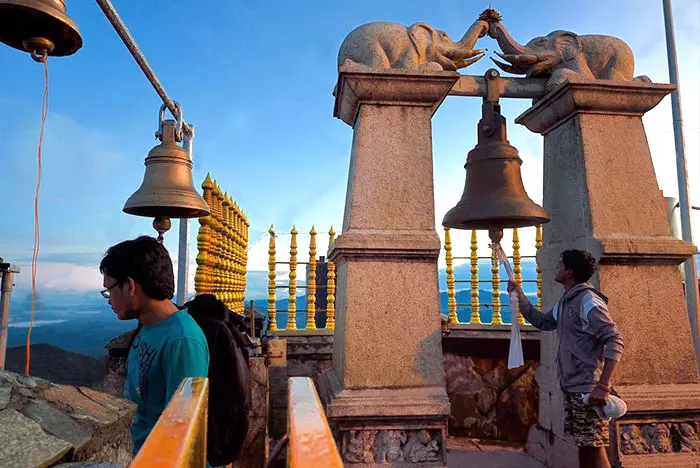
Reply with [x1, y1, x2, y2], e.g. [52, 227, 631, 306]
[184, 294, 253, 466]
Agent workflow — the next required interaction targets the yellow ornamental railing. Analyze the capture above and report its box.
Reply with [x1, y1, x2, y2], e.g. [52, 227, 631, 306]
[131, 377, 209, 468]
[306, 227, 317, 330]
[267, 226, 336, 333]
[443, 226, 543, 326]
[194, 174, 249, 314]
[268, 225, 278, 332]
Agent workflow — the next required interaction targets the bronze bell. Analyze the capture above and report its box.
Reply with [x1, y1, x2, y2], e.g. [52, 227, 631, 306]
[0, 0, 82, 57]
[442, 100, 549, 233]
[123, 119, 210, 220]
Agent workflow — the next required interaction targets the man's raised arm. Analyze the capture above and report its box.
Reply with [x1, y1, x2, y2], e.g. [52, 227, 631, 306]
[507, 280, 557, 331]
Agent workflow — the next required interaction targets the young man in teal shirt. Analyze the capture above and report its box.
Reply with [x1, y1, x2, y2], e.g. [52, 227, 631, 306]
[100, 236, 209, 455]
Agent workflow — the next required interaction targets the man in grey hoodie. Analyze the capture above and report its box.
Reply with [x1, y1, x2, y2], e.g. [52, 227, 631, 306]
[508, 249, 623, 468]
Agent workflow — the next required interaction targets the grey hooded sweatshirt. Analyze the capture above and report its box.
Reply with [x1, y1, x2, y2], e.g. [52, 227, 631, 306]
[519, 283, 624, 393]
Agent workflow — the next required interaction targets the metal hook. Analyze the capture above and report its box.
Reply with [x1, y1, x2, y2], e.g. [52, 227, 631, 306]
[30, 49, 48, 63]
[156, 101, 184, 142]
[23, 37, 54, 63]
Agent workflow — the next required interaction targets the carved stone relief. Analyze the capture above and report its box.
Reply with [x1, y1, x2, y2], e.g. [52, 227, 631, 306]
[620, 421, 700, 455]
[340, 429, 442, 464]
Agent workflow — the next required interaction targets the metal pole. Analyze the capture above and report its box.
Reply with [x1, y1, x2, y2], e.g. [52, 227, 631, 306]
[176, 127, 195, 305]
[0, 261, 20, 370]
[662, 0, 700, 371]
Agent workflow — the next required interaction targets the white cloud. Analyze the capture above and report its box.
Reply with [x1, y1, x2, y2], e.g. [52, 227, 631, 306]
[13, 262, 102, 292]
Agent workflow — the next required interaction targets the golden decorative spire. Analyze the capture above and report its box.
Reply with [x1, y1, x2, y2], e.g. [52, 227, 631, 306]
[288, 226, 298, 331]
[326, 226, 336, 330]
[470, 230, 481, 324]
[268, 224, 278, 332]
[513, 228, 525, 325]
[306, 226, 317, 330]
[444, 228, 458, 325]
[194, 175, 214, 295]
[491, 245, 502, 325]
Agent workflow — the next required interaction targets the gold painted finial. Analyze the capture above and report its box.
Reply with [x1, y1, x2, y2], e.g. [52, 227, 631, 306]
[444, 228, 458, 325]
[470, 230, 481, 324]
[268, 224, 278, 332]
[326, 225, 336, 330]
[306, 226, 318, 330]
[202, 173, 213, 189]
[288, 226, 299, 330]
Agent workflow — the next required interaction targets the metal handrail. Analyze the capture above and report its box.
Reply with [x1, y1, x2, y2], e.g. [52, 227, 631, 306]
[287, 377, 343, 467]
[131, 377, 209, 468]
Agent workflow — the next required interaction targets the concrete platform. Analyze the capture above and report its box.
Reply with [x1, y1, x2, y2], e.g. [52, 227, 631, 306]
[446, 437, 546, 468]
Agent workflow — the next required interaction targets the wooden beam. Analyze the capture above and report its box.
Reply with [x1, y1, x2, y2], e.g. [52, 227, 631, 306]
[449, 75, 548, 99]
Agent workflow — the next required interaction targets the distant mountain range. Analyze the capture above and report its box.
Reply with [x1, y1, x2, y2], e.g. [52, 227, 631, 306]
[4, 258, 538, 355]
[6, 289, 136, 356]
[4, 344, 107, 388]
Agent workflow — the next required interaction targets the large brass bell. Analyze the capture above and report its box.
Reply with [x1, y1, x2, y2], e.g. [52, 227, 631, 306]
[442, 99, 549, 236]
[0, 0, 82, 58]
[123, 119, 210, 221]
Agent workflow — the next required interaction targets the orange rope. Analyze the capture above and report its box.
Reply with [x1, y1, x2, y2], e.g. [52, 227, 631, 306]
[25, 57, 49, 377]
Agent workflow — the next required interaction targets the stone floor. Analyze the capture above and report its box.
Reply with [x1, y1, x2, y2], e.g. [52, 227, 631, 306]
[446, 437, 546, 467]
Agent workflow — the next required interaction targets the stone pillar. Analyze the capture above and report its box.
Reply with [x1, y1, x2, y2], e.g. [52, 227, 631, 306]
[318, 67, 455, 467]
[516, 79, 700, 467]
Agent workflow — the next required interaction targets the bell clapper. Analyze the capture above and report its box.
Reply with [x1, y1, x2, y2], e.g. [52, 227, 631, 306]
[488, 228, 504, 245]
[153, 216, 172, 243]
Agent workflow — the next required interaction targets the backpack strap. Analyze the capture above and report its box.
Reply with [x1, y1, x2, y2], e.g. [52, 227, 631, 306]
[126, 323, 142, 357]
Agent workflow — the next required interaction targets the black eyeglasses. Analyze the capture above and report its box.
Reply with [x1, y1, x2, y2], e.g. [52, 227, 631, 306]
[100, 281, 123, 299]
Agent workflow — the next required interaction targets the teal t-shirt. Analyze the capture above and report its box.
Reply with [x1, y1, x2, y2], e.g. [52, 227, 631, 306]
[125, 309, 209, 454]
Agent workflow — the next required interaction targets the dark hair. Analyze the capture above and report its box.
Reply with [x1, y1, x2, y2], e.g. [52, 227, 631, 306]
[561, 249, 596, 284]
[99, 236, 175, 300]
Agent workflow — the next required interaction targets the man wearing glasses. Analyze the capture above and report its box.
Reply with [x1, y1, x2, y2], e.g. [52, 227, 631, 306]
[99, 236, 209, 456]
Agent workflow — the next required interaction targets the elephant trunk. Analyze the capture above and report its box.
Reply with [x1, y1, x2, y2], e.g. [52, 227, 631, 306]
[489, 22, 530, 56]
[455, 20, 489, 50]
[490, 51, 539, 76]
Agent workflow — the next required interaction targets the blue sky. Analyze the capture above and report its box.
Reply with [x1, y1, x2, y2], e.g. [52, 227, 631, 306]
[0, 0, 698, 295]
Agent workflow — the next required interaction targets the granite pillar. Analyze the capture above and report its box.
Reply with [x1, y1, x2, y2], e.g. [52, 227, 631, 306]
[516, 79, 700, 467]
[318, 67, 455, 467]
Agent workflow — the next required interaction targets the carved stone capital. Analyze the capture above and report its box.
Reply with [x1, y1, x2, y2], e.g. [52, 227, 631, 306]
[334, 66, 459, 127]
[515, 79, 676, 135]
[328, 230, 441, 263]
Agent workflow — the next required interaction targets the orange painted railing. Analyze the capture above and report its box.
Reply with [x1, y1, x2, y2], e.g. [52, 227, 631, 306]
[287, 377, 343, 467]
[131, 377, 209, 468]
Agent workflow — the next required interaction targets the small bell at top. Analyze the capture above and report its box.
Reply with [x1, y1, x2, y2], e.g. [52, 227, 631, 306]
[123, 119, 210, 220]
[442, 100, 549, 233]
[0, 0, 82, 57]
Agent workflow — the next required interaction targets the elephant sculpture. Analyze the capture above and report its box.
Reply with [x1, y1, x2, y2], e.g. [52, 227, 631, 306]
[487, 22, 651, 91]
[337, 20, 489, 72]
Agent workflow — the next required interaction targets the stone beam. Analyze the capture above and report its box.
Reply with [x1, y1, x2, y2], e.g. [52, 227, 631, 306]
[448, 75, 548, 99]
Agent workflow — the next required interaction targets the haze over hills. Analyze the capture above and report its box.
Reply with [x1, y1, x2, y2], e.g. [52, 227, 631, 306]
[7, 288, 137, 356]
[6, 259, 541, 356]
[4, 344, 107, 388]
